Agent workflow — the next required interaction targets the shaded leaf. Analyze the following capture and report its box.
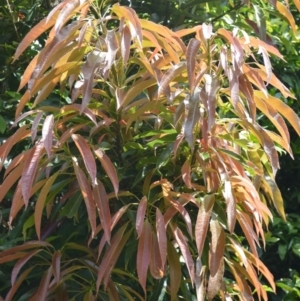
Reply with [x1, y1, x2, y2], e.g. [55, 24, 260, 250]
[42, 114, 54, 159]
[156, 208, 167, 268]
[36, 266, 52, 301]
[136, 196, 147, 238]
[167, 241, 181, 300]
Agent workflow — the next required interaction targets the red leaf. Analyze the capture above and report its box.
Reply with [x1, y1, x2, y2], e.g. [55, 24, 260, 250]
[137, 219, 152, 293]
[207, 258, 224, 301]
[11, 250, 41, 285]
[136, 196, 147, 238]
[195, 194, 215, 257]
[172, 225, 195, 285]
[73, 159, 96, 237]
[156, 208, 167, 268]
[37, 266, 52, 301]
[21, 142, 44, 207]
[182, 160, 192, 188]
[93, 180, 112, 243]
[150, 232, 164, 279]
[94, 148, 119, 195]
[186, 38, 200, 93]
[97, 224, 131, 290]
[72, 134, 97, 186]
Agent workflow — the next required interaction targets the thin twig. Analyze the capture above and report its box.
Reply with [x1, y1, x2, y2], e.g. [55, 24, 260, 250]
[5, 0, 21, 41]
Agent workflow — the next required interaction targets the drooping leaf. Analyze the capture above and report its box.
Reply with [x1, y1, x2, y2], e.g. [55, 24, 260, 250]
[150, 232, 164, 279]
[276, 1, 297, 32]
[93, 179, 112, 243]
[195, 194, 215, 257]
[136, 196, 147, 238]
[42, 114, 54, 159]
[207, 258, 224, 301]
[172, 224, 195, 285]
[137, 219, 152, 293]
[36, 266, 53, 301]
[186, 38, 200, 93]
[72, 134, 97, 186]
[223, 180, 236, 233]
[21, 142, 44, 207]
[156, 208, 167, 268]
[73, 158, 96, 237]
[52, 250, 61, 284]
[94, 148, 119, 195]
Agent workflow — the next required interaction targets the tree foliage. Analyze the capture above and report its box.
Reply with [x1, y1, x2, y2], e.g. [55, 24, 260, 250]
[0, 0, 299, 300]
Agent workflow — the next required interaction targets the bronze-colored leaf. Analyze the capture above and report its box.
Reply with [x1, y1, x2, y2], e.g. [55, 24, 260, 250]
[172, 224, 195, 285]
[156, 208, 167, 268]
[11, 250, 41, 286]
[93, 179, 112, 243]
[137, 219, 152, 293]
[94, 148, 119, 195]
[36, 266, 52, 301]
[276, 1, 297, 32]
[207, 257, 224, 301]
[52, 250, 61, 284]
[136, 196, 147, 238]
[150, 232, 164, 279]
[73, 159, 96, 237]
[42, 114, 54, 159]
[21, 142, 44, 207]
[186, 38, 200, 93]
[223, 180, 236, 233]
[182, 160, 192, 189]
[72, 134, 97, 186]
[195, 194, 215, 257]
[121, 25, 131, 64]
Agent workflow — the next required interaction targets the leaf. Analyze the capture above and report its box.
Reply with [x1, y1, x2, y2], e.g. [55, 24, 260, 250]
[254, 91, 300, 135]
[81, 50, 107, 110]
[97, 224, 132, 290]
[72, 134, 97, 186]
[258, 46, 272, 85]
[186, 38, 200, 93]
[156, 208, 167, 268]
[121, 25, 131, 64]
[94, 148, 119, 195]
[172, 225, 195, 285]
[167, 241, 181, 300]
[137, 219, 152, 293]
[195, 194, 215, 257]
[11, 250, 41, 286]
[182, 160, 192, 189]
[73, 159, 96, 237]
[183, 91, 200, 151]
[42, 114, 54, 159]
[52, 250, 61, 284]
[136, 196, 147, 238]
[13, 11, 59, 62]
[107, 279, 120, 301]
[21, 142, 44, 207]
[276, 1, 297, 32]
[31, 111, 44, 142]
[0, 125, 31, 170]
[150, 232, 164, 279]
[4, 267, 34, 301]
[93, 179, 112, 243]
[37, 266, 52, 301]
[223, 180, 236, 233]
[207, 258, 224, 301]
[263, 177, 285, 221]
[209, 216, 225, 277]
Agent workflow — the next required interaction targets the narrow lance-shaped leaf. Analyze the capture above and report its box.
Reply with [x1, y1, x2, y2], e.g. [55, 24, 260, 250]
[195, 194, 215, 257]
[36, 266, 53, 301]
[186, 38, 200, 93]
[207, 258, 224, 301]
[11, 249, 41, 286]
[121, 25, 131, 65]
[73, 158, 96, 237]
[172, 224, 195, 285]
[223, 180, 236, 233]
[52, 250, 61, 284]
[72, 134, 97, 186]
[97, 224, 132, 290]
[137, 219, 152, 293]
[136, 196, 147, 238]
[276, 1, 297, 32]
[21, 142, 44, 207]
[42, 114, 54, 159]
[94, 148, 119, 195]
[150, 232, 164, 279]
[93, 179, 112, 243]
[156, 208, 167, 268]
